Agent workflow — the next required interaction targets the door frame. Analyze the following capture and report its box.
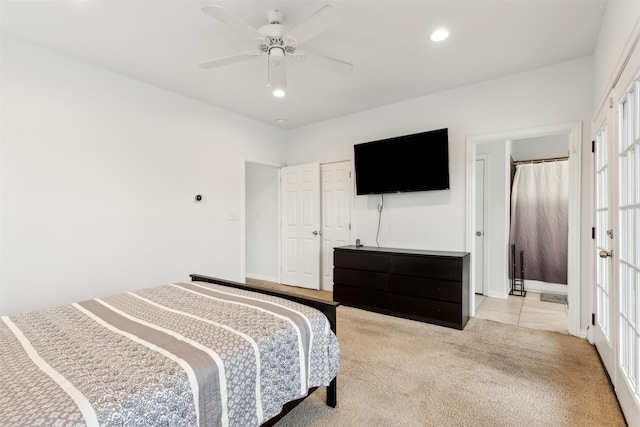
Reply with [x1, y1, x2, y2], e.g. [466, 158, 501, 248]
[474, 154, 490, 296]
[466, 122, 582, 336]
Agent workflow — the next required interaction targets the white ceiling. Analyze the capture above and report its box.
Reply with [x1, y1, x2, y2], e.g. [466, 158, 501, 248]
[1, 0, 607, 129]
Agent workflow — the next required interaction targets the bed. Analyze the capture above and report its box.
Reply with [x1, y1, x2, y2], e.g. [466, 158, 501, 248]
[0, 274, 339, 426]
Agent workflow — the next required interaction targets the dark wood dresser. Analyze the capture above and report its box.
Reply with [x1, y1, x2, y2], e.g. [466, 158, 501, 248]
[333, 246, 470, 330]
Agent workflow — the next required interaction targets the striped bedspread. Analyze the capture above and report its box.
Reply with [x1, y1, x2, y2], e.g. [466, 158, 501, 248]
[0, 281, 340, 426]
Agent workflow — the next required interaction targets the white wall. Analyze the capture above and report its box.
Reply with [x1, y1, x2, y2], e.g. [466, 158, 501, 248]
[245, 162, 279, 282]
[286, 60, 593, 246]
[284, 57, 593, 328]
[593, 0, 640, 109]
[511, 133, 569, 161]
[0, 37, 286, 316]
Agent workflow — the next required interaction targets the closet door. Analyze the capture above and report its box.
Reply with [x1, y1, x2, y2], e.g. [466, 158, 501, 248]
[280, 163, 321, 289]
[320, 161, 352, 291]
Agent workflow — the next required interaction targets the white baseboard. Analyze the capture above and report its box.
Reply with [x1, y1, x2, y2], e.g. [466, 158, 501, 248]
[522, 280, 567, 295]
[245, 272, 279, 284]
[486, 290, 509, 299]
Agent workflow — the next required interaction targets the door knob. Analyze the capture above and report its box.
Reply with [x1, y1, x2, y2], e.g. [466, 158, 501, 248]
[599, 250, 613, 258]
[476, 231, 482, 236]
[313, 230, 320, 235]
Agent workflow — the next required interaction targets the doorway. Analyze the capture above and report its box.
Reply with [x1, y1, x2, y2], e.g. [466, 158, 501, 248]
[509, 134, 570, 296]
[467, 122, 582, 336]
[244, 161, 280, 284]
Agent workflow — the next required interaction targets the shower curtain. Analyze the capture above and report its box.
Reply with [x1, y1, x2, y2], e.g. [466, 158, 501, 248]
[509, 160, 569, 284]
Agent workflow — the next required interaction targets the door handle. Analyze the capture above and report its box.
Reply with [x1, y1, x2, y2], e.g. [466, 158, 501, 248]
[313, 230, 321, 236]
[476, 231, 482, 236]
[599, 250, 613, 258]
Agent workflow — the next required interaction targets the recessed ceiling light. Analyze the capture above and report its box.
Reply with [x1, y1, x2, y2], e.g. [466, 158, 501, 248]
[430, 28, 449, 42]
[276, 119, 285, 123]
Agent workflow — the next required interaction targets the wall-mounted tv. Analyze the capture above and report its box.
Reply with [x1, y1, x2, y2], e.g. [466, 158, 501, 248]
[354, 128, 450, 195]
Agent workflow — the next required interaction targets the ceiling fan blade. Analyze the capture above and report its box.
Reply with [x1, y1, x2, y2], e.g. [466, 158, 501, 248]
[284, 5, 341, 46]
[199, 52, 263, 69]
[294, 50, 353, 74]
[202, 6, 263, 41]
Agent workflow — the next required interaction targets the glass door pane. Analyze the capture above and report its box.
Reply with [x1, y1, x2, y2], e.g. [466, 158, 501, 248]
[596, 125, 611, 340]
[619, 79, 640, 400]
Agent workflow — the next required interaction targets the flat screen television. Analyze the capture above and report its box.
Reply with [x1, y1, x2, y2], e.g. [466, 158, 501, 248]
[354, 128, 450, 195]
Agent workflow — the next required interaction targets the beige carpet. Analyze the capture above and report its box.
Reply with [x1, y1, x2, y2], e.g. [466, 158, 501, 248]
[275, 305, 626, 427]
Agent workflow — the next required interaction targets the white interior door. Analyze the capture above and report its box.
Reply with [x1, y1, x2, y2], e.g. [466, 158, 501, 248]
[615, 72, 640, 421]
[593, 46, 640, 422]
[281, 163, 321, 289]
[320, 161, 352, 291]
[594, 118, 616, 379]
[475, 157, 487, 295]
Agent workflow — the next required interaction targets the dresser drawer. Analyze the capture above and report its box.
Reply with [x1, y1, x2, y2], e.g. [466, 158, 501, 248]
[334, 284, 387, 312]
[389, 275, 461, 303]
[389, 294, 461, 325]
[334, 250, 388, 273]
[334, 268, 388, 291]
[389, 255, 462, 281]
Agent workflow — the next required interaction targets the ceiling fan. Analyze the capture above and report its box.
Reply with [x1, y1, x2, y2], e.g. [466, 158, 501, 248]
[199, 4, 353, 97]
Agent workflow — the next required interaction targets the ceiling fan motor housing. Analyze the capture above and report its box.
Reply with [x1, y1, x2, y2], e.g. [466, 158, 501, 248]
[267, 10, 284, 25]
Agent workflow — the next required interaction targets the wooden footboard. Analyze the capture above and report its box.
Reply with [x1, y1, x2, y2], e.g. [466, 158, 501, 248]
[189, 274, 339, 423]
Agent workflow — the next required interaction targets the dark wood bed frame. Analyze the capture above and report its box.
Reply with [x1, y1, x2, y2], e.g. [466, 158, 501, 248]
[189, 274, 338, 426]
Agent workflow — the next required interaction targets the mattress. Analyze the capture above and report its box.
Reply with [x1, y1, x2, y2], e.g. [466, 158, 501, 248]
[0, 281, 340, 426]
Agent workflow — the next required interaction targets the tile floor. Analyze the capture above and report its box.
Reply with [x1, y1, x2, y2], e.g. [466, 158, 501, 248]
[474, 292, 569, 334]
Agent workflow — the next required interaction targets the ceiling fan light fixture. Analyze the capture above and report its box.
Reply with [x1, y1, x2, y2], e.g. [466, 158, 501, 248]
[269, 47, 287, 97]
[430, 28, 449, 42]
[269, 47, 285, 64]
[200, 5, 352, 96]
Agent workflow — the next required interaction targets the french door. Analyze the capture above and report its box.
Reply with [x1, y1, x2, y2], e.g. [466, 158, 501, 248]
[593, 50, 640, 421]
[615, 72, 640, 421]
[594, 118, 616, 378]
